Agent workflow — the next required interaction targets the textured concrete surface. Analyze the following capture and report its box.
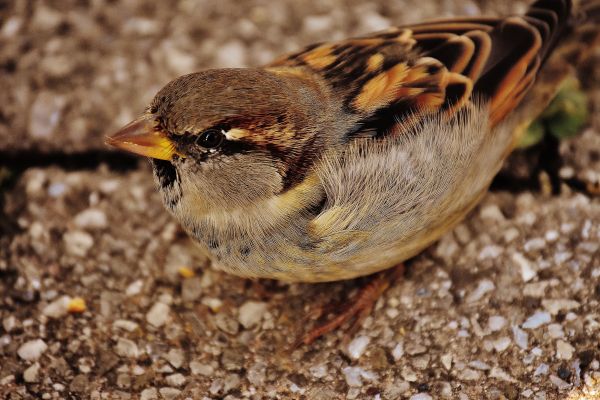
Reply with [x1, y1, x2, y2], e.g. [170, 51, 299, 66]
[1, 0, 599, 399]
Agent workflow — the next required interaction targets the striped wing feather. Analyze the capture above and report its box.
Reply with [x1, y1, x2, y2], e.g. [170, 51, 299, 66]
[270, 0, 572, 135]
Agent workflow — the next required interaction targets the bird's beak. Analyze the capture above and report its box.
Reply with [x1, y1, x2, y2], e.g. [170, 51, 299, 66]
[105, 115, 180, 160]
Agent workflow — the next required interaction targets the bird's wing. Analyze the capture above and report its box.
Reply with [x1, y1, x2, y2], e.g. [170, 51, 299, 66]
[270, 0, 571, 136]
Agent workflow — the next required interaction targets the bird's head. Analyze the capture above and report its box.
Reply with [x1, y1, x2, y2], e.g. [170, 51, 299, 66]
[107, 68, 333, 215]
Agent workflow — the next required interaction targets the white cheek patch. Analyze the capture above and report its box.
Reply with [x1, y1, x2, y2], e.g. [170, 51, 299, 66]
[224, 128, 249, 141]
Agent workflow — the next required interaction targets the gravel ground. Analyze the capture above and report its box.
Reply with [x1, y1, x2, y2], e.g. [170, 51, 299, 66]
[1, 0, 600, 399]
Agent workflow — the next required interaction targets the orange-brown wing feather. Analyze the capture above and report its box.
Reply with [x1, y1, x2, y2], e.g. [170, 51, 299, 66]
[269, 0, 572, 135]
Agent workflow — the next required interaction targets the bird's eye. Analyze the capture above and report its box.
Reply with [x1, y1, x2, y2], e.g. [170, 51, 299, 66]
[195, 129, 224, 149]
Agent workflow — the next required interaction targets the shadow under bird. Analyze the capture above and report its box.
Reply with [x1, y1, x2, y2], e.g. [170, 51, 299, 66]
[107, 0, 600, 343]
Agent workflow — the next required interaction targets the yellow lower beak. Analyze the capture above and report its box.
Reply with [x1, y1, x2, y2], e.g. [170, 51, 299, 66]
[105, 115, 180, 161]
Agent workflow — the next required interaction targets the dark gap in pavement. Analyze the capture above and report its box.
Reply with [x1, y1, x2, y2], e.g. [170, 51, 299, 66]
[0, 150, 140, 173]
[0, 150, 140, 242]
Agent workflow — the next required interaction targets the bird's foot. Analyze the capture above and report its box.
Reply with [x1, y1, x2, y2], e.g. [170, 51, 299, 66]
[295, 263, 404, 346]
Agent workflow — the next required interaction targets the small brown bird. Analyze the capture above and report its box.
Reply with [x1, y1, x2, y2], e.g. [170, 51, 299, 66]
[107, 0, 599, 342]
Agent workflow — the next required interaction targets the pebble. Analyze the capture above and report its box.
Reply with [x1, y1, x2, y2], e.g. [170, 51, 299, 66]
[2, 316, 19, 332]
[166, 349, 185, 369]
[115, 338, 139, 359]
[493, 337, 512, 352]
[410, 394, 433, 400]
[223, 374, 241, 393]
[237, 301, 268, 329]
[190, 361, 214, 376]
[479, 204, 505, 222]
[440, 354, 452, 370]
[309, 364, 328, 379]
[63, 230, 94, 257]
[549, 375, 571, 390]
[140, 388, 158, 400]
[215, 314, 240, 335]
[522, 312, 551, 329]
[248, 362, 267, 385]
[466, 279, 495, 303]
[556, 340, 575, 360]
[458, 368, 481, 380]
[74, 208, 108, 229]
[126, 280, 144, 296]
[18, 339, 48, 361]
[165, 373, 186, 387]
[28, 92, 65, 138]
[547, 324, 564, 339]
[488, 316, 507, 332]
[469, 360, 491, 370]
[23, 362, 41, 383]
[534, 363, 549, 376]
[541, 299, 580, 315]
[146, 302, 170, 328]
[113, 320, 139, 332]
[214, 40, 247, 68]
[181, 277, 203, 302]
[513, 252, 537, 282]
[42, 295, 71, 318]
[524, 238, 546, 252]
[347, 335, 370, 359]
[159, 387, 182, 400]
[342, 366, 377, 387]
[392, 342, 404, 361]
[489, 367, 516, 383]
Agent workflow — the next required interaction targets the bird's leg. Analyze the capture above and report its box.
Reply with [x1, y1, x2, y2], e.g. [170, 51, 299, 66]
[296, 263, 404, 346]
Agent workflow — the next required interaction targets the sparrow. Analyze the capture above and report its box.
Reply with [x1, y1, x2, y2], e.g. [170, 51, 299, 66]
[107, 0, 599, 339]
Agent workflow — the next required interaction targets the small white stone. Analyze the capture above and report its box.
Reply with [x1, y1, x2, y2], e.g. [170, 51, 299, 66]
[29, 92, 65, 138]
[214, 40, 247, 68]
[146, 302, 170, 328]
[115, 338, 139, 359]
[542, 299, 580, 315]
[140, 388, 158, 400]
[556, 340, 575, 360]
[440, 354, 452, 370]
[512, 252, 537, 282]
[23, 362, 40, 382]
[392, 342, 404, 361]
[166, 349, 185, 369]
[63, 230, 94, 257]
[410, 394, 433, 400]
[190, 361, 214, 376]
[489, 367, 516, 383]
[18, 339, 48, 361]
[469, 360, 491, 370]
[342, 366, 377, 387]
[547, 323, 564, 339]
[549, 375, 571, 390]
[237, 301, 268, 329]
[488, 316, 507, 332]
[479, 204, 505, 222]
[347, 336, 370, 360]
[524, 238, 546, 252]
[42, 295, 71, 318]
[74, 208, 107, 230]
[512, 326, 529, 349]
[522, 312, 551, 329]
[159, 387, 181, 400]
[478, 245, 503, 260]
[113, 319, 139, 332]
[165, 373, 186, 387]
[545, 230, 559, 242]
[309, 364, 328, 379]
[466, 279, 495, 303]
[493, 337, 512, 352]
[458, 368, 481, 381]
[534, 363, 549, 376]
[126, 280, 143, 296]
